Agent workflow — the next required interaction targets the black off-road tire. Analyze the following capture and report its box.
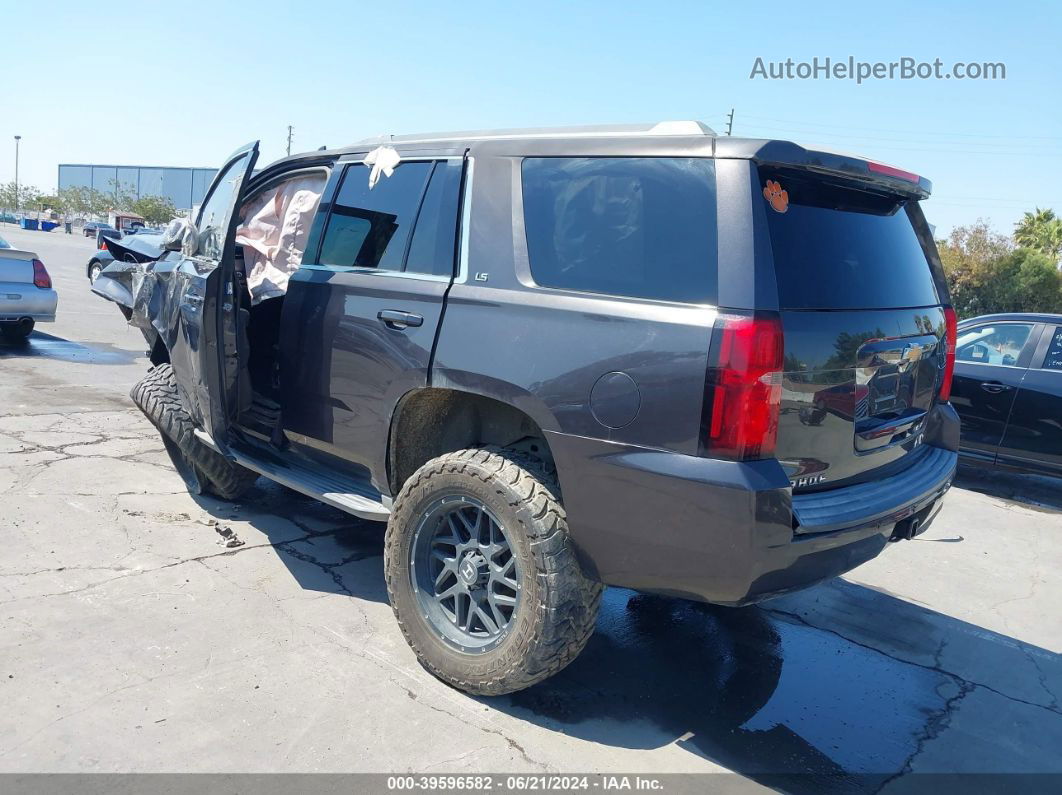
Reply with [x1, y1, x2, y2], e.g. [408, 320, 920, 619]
[130, 364, 258, 500]
[384, 447, 604, 696]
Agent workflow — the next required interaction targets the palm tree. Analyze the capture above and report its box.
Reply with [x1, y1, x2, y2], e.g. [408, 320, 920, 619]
[1015, 207, 1062, 259]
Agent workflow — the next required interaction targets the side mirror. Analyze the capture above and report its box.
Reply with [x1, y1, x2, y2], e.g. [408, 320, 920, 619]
[162, 217, 199, 256]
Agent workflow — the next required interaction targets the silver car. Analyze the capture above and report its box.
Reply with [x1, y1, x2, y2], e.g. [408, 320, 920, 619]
[0, 235, 57, 341]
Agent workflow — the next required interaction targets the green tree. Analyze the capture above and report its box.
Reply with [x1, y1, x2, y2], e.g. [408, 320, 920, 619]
[36, 194, 66, 213]
[57, 186, 112, 218]
[936, 220, 1015, 318]
[1014, 207, 1062, 260]
[0, 181, 41, 210]
[1009, 248, 1062, 313]
[938, 216, 1062, 316]
[130, 195, 178, 225]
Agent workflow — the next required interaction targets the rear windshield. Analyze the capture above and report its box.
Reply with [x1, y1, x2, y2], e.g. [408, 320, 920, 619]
[760, 168, 939, 310]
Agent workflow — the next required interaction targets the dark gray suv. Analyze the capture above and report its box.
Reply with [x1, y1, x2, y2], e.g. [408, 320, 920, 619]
[94, 121, 959, 695]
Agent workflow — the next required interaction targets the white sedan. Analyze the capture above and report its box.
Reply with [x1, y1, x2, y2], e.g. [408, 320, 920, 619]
[0, 235, 57, 341]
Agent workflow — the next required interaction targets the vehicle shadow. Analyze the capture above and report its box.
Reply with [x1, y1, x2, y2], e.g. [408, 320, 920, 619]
[194, 481, 1062, 791]
[955, 463, 1062, 513]
[0, 330, 142, 364]
[193, 478, 390, 605]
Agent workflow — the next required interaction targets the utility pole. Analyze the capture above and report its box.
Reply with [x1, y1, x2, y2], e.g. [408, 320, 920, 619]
[725, 109, 734, 136]
[13, 135, 21, 211]
[286, 125, 294, 157]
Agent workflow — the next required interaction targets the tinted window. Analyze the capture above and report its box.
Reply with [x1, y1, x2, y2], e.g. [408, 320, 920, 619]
[521, 157, 717, 303]
[405, 160, 463, 277]
[196, 151, 253, 260]
[1042, 326, 1062, 371]
[956, 323, 1033, 366]
[319, 161, 433, 270]
[762, 169, 940, 310]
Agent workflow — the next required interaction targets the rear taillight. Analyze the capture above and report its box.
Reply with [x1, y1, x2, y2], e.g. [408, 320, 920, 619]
[32, 259, 51, 289]
[98, 238, 106, 250]
[702, 312, 784, 460]
[939, 306, 957, 402]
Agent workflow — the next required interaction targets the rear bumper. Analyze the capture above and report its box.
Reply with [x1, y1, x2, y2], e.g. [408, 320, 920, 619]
[548, 404, 959, 606]
[0, 285, 58, 322]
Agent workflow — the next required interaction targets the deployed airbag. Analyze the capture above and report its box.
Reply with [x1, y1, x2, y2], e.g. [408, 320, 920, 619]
[235, 175, 326, 304]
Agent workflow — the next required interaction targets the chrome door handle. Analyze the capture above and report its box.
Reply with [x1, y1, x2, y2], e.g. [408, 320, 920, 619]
[980, 381, 1012, 394]
[378, 309, 423, 330]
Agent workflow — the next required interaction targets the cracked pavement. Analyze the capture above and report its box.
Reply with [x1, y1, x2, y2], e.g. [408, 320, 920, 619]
[1, 227, 1059, 789]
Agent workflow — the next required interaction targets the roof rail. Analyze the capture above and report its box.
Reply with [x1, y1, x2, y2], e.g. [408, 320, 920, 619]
[353, 120, 715, 146]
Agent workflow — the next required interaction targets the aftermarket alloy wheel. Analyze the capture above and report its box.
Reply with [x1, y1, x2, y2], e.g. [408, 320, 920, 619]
[385, 447, 603, 696]
[410, 495, 522, 653]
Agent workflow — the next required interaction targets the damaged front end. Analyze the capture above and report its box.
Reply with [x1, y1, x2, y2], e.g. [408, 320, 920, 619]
[90, 220, 194, 356]
[90, 217, 235, 439]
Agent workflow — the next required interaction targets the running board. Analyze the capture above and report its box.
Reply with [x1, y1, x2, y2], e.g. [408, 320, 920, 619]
[194, 429, 391, 522]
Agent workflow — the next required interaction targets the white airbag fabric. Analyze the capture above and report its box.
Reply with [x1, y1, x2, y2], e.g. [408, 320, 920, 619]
[364, 146, 401, 189]
[236, 174, 326, 304]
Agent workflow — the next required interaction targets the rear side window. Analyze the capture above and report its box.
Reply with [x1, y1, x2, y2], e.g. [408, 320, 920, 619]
[319, 161, 433, 271]
[521, 157, 717, 303]
[761, 169, 940, 310]
[405, 160, 463, 277]
[1042, 327, 1062, 371]
[956, 323, 1034, 366]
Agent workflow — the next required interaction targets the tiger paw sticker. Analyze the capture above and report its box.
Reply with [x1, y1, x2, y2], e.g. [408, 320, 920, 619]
[763, 179, 789, 213]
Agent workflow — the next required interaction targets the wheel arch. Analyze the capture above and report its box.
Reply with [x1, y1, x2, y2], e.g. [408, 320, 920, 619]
[386, 387, 557, 497]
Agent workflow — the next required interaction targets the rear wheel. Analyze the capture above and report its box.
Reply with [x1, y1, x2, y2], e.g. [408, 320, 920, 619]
[1, 319, 34, 342]
[130, 364, 258, 500]
[88, 262, 103, 282]
[385, 448, 603, 695]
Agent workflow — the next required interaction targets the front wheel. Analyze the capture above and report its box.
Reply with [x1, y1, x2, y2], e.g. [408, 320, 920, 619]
[130, 364, 259, 500]
[385, 448, 603, 696]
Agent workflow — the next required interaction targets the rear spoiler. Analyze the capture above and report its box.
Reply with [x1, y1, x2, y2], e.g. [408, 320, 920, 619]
[715, 138, 931, 199]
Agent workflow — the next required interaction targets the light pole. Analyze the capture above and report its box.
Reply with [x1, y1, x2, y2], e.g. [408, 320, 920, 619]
[13, 135, 21, 211]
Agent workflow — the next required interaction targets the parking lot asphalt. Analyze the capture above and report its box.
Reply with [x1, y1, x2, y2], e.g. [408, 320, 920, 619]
[1, 224, 1060, 789]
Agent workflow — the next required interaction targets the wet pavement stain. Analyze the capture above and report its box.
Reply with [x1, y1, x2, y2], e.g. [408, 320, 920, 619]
[500, 589, 1033, 793]
[0, 332, 141, 364]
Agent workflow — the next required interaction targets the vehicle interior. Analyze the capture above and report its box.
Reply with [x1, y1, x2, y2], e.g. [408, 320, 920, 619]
[231, 166, 329, 436]
[955, 324, 1032, 366]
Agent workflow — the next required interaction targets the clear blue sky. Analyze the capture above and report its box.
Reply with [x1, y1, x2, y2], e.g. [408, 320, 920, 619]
[4, 0, 1059, 235]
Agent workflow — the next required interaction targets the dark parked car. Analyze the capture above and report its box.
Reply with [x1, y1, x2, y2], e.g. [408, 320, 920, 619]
[83, 221, 117, 239]
[93, 123, 959, 695]
[951, 313, 1062, 477]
